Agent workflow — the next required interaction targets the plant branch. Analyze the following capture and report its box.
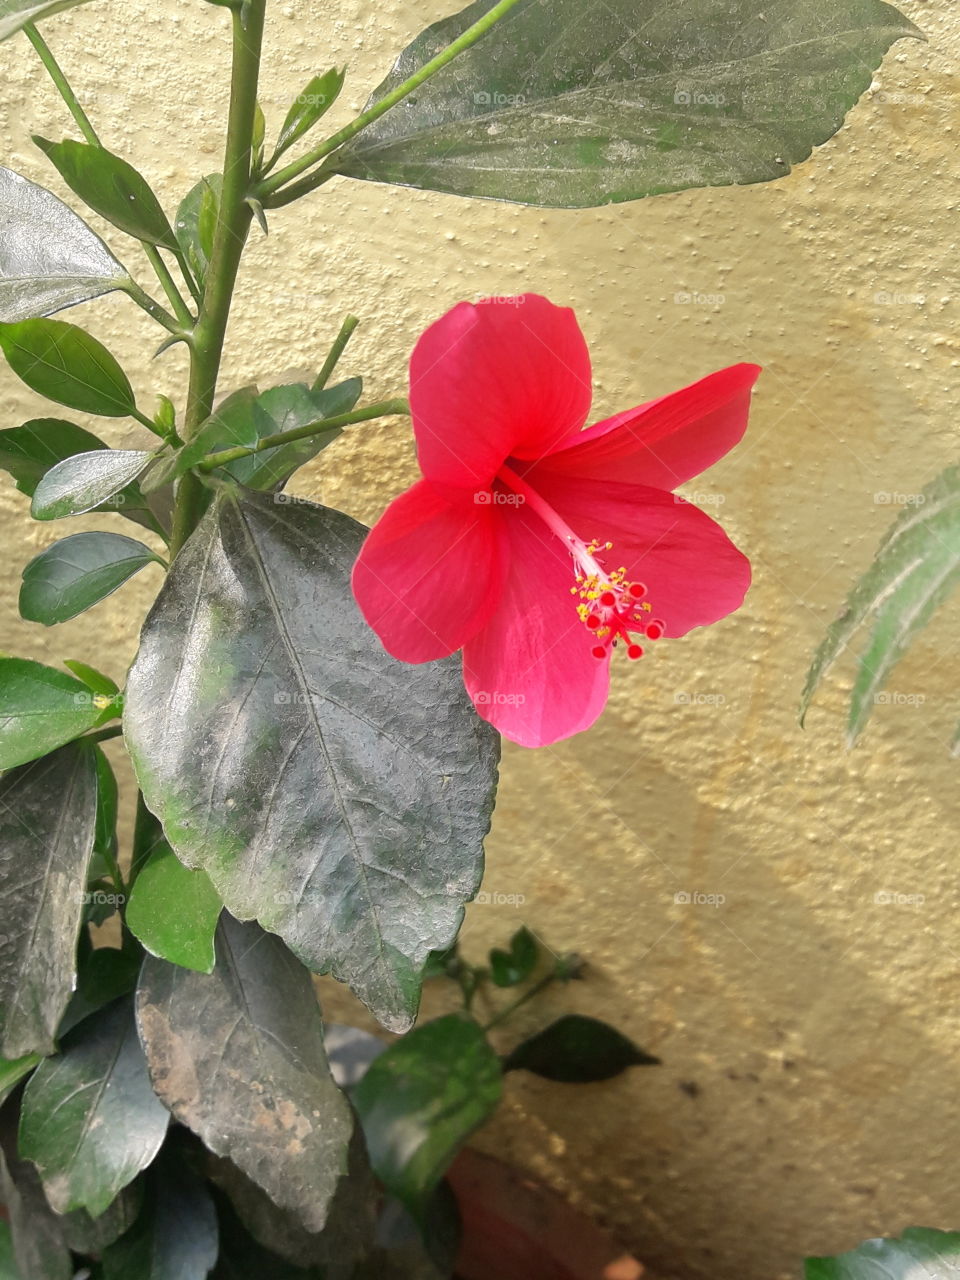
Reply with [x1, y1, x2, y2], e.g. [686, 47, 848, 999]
[196, 398, 409, 471]
[482, 969, 561, 1033]
[24, 23, 98, 144]
[120, 279, 183, 334]
[255, 0, 526, 205]
[142, 246, 196, 328]
[314, 314, 359, 391]
[24, 25, 197, 329]
[170, 0, 267, 557]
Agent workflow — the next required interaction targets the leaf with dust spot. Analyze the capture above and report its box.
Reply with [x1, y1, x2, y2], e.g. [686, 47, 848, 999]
[124, 489, 499, 1032]
[136, 915, 354, 1234]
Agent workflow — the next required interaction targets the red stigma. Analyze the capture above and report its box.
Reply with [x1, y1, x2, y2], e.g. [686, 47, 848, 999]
[591, 645, 607, 660]
[627, 644, 644, 660]
[599, 591, 616, 607]
[586, 614, 601, 631]
[628, 582, 646, 599]
[645, 620, 664, 640]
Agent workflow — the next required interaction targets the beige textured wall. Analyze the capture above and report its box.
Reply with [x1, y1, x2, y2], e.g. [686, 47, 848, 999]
[1, 2, 957, 1277]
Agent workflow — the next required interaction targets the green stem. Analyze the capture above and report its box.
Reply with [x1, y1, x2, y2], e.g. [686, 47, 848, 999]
[86, 724, 124, 744]
[256, 0, 525, 204]
[314, 314, 359, 391]
[120, 279, 183, 335]
[24, 23, 98, 144]
[143, 246, 196, 329]
[482, 970, 561, 1032]
[25, 25, 197, 330]
[196, 398, 409, 471]
[170, 0, 267, 558]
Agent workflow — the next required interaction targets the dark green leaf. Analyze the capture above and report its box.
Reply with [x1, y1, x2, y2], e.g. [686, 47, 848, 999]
[136, 915, 353, 1232]
[58, 946, 142, 1038]
[102, 1151, 217, 1280]
[178, 377, 361, 489]
[0, 418, 102, 496]
[174, 174, 222, 287]
[35, 138, 178, 251]
[0, 318, 138, 417]
[353, 1013, 501, 1217]
[92, 740, 120, 856]
[19, 995, 170, 1216]
[0, 0, 94, 39]
[503, 1014, 660, 1082]
[59, 1180, 144, 1254]
[0, 1051, 40, 1106]
[0, 166, 128, 321]
[126, 840, 221, 973]
[20, 531, 160, 625]
[0, 1146, 71, 1280]
[205, 1130, 376, 1271]
[124, 491, 499, 1032]
[0, 658, 107, 769]
[274, 68, 345, 161]
[802, 464, 960, 748]
[335, 0, 921, 208]
[210, 1189, 325, 1280]
[0, 420, 165, 534]
[805, 1227, 960, 1278]
[489, 926, 538, 987]
[31, 448, 155, 519]
[0, 741, 98, 1057]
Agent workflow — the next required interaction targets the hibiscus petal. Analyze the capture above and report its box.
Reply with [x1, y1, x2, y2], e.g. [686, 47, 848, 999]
[533, 363, 760, 491]
[529, 471, 750, 638]
[352, 479, 502, 662]
[461, 500, 610, 747]
[409, 294, 593, 490]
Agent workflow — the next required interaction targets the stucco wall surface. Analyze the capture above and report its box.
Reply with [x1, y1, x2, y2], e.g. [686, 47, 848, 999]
[0, 1, 957, 1277]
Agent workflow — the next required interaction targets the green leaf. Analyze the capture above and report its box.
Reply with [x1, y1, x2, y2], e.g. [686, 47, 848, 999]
[0, 1147, 71, 1280]
[178, 376, 362, 489]
[805, 1227, 960, 1278]
[0, 420, 166, 535]
[34, 138, 178, 250]
[0, 418, 105, 496]
[801, 464, 960, 747]
[503, 1014, 660, 1082]
[353, 1013, 501, 1218]
[59, 1180, 144, 1254]
[489, 926, 538, 987]
[174, 174, 221, 287]
[0, 318, 138, 417]
[0, 1221, 19, 1280]
[31, 448, 155, 519]
[0, 657, 105, 770]
[20, 531, 160, 625]
[65, 658, 119, 697]
[135, 915, 353, 1233]
[126, 841, 221, 973]
[19, 995, 170, 1217]
[0, 166, 128, 321]
[0, 1051, 41, 1106]
[58, 946, 142, 1038]
[124, 491, 499, 1032]
[210, 1189, 327, 1280]
[101, 1151, 218, 1280]
[334, 0, 921, 208]
[0, 0, 94, 41]
[0, 740, 97, 1058]
[274, 68, 345, 161]
[205, 1132, 376, 1271]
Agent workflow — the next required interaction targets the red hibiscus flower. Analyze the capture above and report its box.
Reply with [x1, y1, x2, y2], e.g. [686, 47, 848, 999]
[352, 295, 759, 747]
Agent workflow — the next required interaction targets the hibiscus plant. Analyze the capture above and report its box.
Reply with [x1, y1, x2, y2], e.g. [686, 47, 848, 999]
[0, 0, 918, 1274]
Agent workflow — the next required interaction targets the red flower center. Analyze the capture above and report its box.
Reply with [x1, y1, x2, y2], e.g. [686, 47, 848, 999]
[498, 464, 665, 660]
